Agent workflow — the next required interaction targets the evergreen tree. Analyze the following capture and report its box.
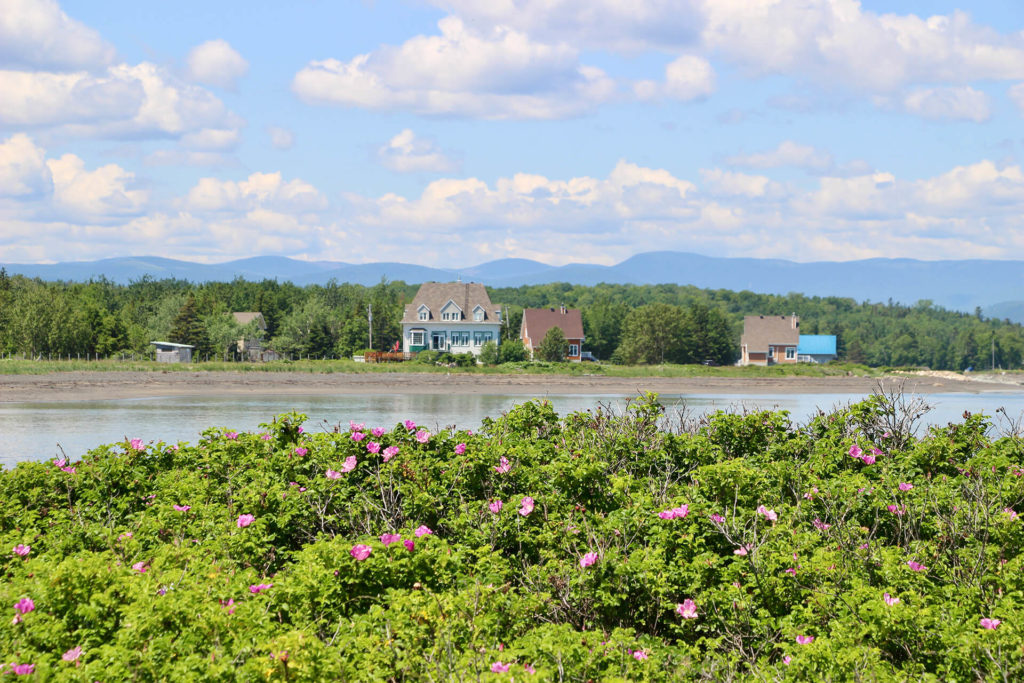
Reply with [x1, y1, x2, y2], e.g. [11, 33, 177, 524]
[169, 293, 209, 357]
[537, 326, 569, 362]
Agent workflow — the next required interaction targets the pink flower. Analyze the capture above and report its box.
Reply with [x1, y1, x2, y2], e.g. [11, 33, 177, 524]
[907, 560, 927, 572]
[883, 593, 900, 606]
[524, 663, 536, 674]
[366, 441, 380, 454]
[350, 544, 372, 561]
[130, 438, 145, 451]
[415, 429, 430, 443]
[403, 539, 415, 552]
[118, 532, 133, 541]
[12, 544, 30, 557]
[519, 496, 535, 517]
[60, 465, 76, 474]
[132, 561, 147, 573]
[812, 518, 831, 531]
[861, 455, 876, 465]
[226, 432, 238, 440]
[848, 444, 863, 458]
[260, 433, 272, 441]
[325, 470, 342, 480]
[632, 650, 648, 661]
[236, 514, 255, 528]
[173, 504, 191, 512]
[887, 504, 905, 516]
[580, 552, 598, 568]
[493, 456, 511, 473]
[671, 505, 689, 519]
[709, 513, 725, 524]
[489, 499, 503, 514]
[757, 505, 778, 522]
[62, 645, 83, 662]
[372, 427, 385, 437]
[297, 426, 304, 433]
[381, 533, 401, 547]
[350, 421, 364, 432]
[980, 618, 1002, 630]
[404, 420, 416, 430]
[382, 446, 399, 462]
[676, 599, 698, 619]
[220, 598, 236, 614]
[10, 664, 35, 675]
[455, 443, 467, 455]
[13, 598, 34, 615]
[733, 546, 749, 556]
[340, 456, 357, 473]
[898, 482, 913, 491]
[795, 635, 814, 645]
[871, 447, 883, 456]
[351, 432, 366, 442]
[658, 509, 675, 520]
[783, 656, 792, 665]
[249, 583, 272, 594]
[491, 661, 510, 673]
[414, 525, 433, 537]
[293, 447, 308, 457]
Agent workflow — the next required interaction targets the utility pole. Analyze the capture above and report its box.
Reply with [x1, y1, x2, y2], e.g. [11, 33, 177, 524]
[992, 335, 996, 371]
[368, 304, 373, 351]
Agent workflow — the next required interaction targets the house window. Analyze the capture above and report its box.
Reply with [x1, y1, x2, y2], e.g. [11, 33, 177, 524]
[474, 309, 484, 321]
[785, 347, 796, 360]
[431, 332, 447, 350]
[451, 331, 470, 346]
[568, 344, 579, 357]
[418, 309, 428, 321]
[473, 331, 492, 346]
[767, 346, 774, 358]
[410, 331, 425, 346]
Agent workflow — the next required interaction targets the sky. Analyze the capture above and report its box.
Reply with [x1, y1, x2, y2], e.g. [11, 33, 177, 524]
[2, 0, 1024, 267]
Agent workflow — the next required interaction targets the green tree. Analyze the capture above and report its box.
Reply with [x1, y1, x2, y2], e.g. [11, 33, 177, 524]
[536, 326, 569, 362]
[614, 303, 688, 364]
[684, 303, 736, 365]
[168, 293, 209, 357]
[583, 297, 628, 360]
[499, 339, 529, 363]
[479, 340, 499, 365]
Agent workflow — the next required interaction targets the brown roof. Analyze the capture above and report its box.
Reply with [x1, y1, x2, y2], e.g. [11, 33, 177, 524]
[232, 312, 266, 329]
[521, 307, 585, 343]
[401, 282, 500, 324]
[741, 315, 799, 352]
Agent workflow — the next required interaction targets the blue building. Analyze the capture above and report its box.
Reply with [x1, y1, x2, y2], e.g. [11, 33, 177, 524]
[797, 335, 837, 364]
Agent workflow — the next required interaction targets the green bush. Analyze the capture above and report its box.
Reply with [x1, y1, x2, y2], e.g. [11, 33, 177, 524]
[3, 394, 1024, 680]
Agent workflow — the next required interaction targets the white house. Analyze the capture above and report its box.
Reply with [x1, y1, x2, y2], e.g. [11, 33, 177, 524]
[401, 282, 502, 356]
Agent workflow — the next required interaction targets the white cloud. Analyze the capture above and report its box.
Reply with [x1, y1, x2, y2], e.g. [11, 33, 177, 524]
[0, 0, 115, 71]
[0, 63, 242, 140]
[186, 39, 249, 90]
[185, 171, 326, 214]
[726, 141, 834, 172]
[267, 126, 294, 150]
[46, 153, 148, 220]
[903, 86, 991, 122]
[293, 16, 616, 119]
[1010, 83, 1024, 115]
[700, 169, 779, 198]
[635, 54, 715, 101]
[0, 133, 53, 198]
[378, 129, 457, 173]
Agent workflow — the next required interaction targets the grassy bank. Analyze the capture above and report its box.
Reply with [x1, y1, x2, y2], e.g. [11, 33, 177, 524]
[0, 356, 885, 378]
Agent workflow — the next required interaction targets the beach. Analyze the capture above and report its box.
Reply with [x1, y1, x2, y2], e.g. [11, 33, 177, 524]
[1, 370, 1021, 403]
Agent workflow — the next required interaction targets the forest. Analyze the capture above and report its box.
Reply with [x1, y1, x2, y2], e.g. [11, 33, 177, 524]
[0, 268, 1022, 371]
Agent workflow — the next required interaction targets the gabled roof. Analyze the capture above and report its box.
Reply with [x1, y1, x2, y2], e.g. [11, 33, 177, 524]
[741, 315, 799, 352]
[798, 335, 837, 355]
[521, 308, 585, 341]
[232, 312, 266, 329]
[401, 282, 500, 324]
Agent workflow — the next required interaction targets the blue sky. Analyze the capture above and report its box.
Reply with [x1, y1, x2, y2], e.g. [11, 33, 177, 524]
[2, 0, 1024, 267]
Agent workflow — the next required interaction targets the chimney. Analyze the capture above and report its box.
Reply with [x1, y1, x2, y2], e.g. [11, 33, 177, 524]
[560, 304, 566, 315]
[791, 314, 798, 329]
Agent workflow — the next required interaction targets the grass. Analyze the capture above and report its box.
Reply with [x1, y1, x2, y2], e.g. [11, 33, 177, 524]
[0, 356, 887, 378]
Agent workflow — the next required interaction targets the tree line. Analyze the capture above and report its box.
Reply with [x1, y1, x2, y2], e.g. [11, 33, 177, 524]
[1, 268, 1022, 370]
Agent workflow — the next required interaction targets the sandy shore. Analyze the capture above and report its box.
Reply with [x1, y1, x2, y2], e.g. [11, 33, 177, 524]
[1, 370, 1021, 403]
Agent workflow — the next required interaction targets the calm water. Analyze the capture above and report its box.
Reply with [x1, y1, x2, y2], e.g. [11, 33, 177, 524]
[3, 392, 1024, 468]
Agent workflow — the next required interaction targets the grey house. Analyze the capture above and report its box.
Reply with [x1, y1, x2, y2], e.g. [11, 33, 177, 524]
[151, 341, 194, 363]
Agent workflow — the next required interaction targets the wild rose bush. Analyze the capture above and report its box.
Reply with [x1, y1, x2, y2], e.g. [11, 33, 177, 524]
[2, 394, 1024, 680]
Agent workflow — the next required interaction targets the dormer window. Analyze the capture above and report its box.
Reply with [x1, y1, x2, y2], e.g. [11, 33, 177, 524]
[418, 305, 430, 321]
[473, 305, 485, 322]
[443, 310, 460, 321]
[440, 300, 462, 321]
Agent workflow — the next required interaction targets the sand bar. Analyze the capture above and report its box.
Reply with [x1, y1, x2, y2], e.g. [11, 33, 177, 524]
[1, 370, 1022, 403]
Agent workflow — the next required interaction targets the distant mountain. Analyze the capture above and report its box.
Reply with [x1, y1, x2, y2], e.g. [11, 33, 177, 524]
[3, 252, 1023, 314]
[985, 301, 1024, 325]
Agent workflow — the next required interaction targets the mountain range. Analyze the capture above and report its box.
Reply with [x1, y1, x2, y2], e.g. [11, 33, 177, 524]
[3, 252, 1021, 321]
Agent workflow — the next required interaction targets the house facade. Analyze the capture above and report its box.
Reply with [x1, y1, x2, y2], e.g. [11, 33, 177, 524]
[520, 306, 585, 361]
[231, 312, 280, 361]
[401, 282, 502, 356]
[739, 315, 800, 366]
[151, 341, 194, 363]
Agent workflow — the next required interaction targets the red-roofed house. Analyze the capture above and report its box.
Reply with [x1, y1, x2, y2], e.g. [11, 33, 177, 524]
[520, 306, 585, 361]
[739, 315, 800, 366]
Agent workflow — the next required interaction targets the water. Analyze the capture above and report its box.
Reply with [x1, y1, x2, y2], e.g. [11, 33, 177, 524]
[3, 392, 1024, 469]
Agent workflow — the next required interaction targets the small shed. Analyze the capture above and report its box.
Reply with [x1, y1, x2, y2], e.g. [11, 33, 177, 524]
[797, 335, 837, 364]
[151, 341, 195, 363]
